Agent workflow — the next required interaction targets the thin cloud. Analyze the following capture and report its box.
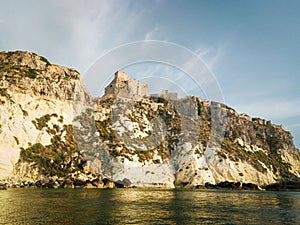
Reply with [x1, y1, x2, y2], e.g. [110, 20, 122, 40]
[145, 25, 160, 40]
[144, 25, 170, 41]
[0, 0, 157, 73]
[194, 45, 225, 70]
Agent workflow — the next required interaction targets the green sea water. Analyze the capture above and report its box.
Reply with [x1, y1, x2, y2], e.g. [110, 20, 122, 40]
[0, 188, 299, 224]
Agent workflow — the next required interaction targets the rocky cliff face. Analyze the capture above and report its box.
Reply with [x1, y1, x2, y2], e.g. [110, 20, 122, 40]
[90, 96, 300, 187]
[0, 51, 91, 180]
[0, 51, 299, 188]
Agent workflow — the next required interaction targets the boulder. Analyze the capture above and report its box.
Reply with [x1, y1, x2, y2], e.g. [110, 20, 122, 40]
[42, 178, 56, 188]
[91, 178, 104, 188]
[204, 182, 217, 189]
[73, 178, 86, 188]
[103, 178, 115, 189]
[242, 183, 259, 190]
[265, 181, 300, 191]
[84, 182, 97, 189]
[115, 178, 132, 187]
[0, 183, 6, 190]
[35, 180, 43, 188]
[204, 181, 259, 190]
[62, 178, 74, 188]
[217, 181, 242, 189]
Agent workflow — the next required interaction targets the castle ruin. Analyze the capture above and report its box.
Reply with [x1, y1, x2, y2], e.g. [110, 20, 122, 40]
[160, 90, 178, 100]
[104, 71, 179, 101]
[104, 71, 149, 100]
[150, 90, 178, 100]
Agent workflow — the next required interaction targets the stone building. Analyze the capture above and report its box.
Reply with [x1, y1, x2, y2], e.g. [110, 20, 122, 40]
[151, 89, 178, 101]
[104, 71, 149, 100]
[161, 90, 178, 100]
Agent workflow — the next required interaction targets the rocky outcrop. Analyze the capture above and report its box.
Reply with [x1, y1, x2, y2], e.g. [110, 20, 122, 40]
[264, 181, 300, 191]
[90, 95, 300, 188]
[0, 51, 299, 189]
[0, 183, 6, 190]
[0, 174, 122, 189]
[203, 181, 260, 190]
[0, 51, 91, 179]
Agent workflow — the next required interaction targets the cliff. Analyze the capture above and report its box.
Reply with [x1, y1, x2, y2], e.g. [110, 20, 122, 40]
[0, 51, 91, 180]
[0, 51, 299, 189]
[91, 95, 300, 188]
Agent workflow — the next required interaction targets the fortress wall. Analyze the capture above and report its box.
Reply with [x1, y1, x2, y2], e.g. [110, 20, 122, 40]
[104, 71, 149, 100]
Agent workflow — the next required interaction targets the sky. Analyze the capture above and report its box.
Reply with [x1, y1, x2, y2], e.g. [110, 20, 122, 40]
[0, 0, 299, 148]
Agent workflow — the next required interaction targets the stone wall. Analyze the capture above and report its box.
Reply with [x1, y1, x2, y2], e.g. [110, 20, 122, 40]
[151, 90, 178, 100]
[104, 71, 149, 100]
[161, 90, 178, 100]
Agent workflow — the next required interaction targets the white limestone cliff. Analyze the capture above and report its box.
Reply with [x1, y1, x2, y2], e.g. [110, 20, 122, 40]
[0, 51, 91, 179]
[1, 51, 299, 189]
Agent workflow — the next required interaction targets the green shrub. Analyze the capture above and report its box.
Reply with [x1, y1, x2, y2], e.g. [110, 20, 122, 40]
[39, 56, 51, 66]
[153, 159, 160, 164]
[196, 99, 202, 116]
[58, 116, 64, 123]
[27, 68, 37, 79]
[151, 96, 168, 105]
[256, 133, 264, 140]
[19, 125, 84, 177]
[32, 114, 51, 130]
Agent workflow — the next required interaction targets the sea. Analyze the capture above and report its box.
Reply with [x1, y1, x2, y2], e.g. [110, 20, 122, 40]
[0, 188, 299, 225]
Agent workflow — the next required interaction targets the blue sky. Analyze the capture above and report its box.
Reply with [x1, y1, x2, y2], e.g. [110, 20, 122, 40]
[0, 0, 299, 148]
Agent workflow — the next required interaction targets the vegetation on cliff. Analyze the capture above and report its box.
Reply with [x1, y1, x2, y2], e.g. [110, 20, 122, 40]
[18, 125, 85, 177]
[94, 98, 181, 163]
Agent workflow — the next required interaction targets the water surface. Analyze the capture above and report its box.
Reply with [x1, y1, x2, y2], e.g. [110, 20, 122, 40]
[0, 188, 299, 224]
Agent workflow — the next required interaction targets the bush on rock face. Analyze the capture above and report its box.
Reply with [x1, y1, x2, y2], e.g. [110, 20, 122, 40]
[18, 125, 85, 178]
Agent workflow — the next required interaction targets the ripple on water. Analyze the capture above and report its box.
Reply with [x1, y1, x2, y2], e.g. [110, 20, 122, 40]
[0, 189, 299, 224]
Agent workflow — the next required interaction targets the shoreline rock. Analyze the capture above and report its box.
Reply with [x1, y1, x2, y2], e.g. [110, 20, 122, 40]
[264, 181, 300, 191]
[1, 179, 300, 192]
[0, 184, 6, 190]
[201, 181, 260, 191]
[0, 176, 127, 189]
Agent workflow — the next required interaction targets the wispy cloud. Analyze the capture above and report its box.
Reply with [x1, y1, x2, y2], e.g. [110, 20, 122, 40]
[0, 0, 160, 73]
[144, 25, 160, 40]
[194, 45, 225, 70]
[144, 24, 170, 41]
